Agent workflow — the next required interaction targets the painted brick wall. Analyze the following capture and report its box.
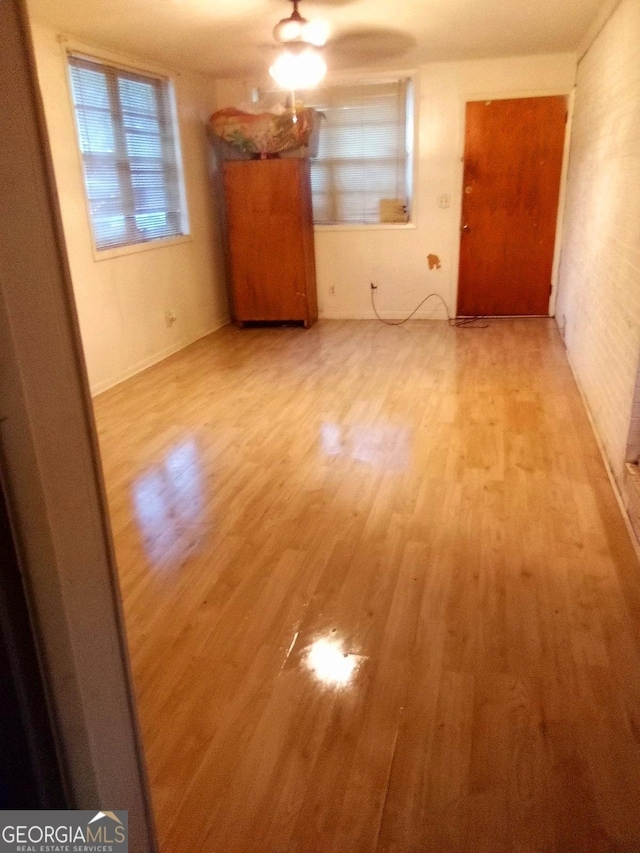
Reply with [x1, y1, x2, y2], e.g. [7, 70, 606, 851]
[555, 0, 640, 485]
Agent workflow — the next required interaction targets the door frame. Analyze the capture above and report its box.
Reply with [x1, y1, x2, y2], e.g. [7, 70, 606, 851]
[0, 1, 156, 847]
[452, 87, 575, 319]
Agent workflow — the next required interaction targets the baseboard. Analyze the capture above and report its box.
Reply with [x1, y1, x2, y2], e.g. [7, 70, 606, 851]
[317, 311, 552, 321]
[318, 310, 449, 321]
[90, 316, 230, 397]
[562, 338, 640, 561]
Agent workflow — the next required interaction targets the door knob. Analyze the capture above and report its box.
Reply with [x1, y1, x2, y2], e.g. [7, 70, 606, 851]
[461, 223, 470, 233]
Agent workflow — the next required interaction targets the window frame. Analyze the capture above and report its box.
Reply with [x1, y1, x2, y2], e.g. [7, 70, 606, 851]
[63, 43, 191, 261]
[304, 72, 417, 231]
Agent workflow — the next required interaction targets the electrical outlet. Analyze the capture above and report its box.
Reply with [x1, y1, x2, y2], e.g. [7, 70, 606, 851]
[330, 286, 335, 295]
[165, 310, 177, 328]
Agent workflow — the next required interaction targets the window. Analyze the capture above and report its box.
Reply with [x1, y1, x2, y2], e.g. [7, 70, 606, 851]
[302, 78, 412, 225]
[67, 54, 188, 252]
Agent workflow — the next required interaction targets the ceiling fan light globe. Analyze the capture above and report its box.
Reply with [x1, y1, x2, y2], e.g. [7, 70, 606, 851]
[269, 47, 327, 90]
[301, 19, 330, 47]
[273, 17, 305, 43]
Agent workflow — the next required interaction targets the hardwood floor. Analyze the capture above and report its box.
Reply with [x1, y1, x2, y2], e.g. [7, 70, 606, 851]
[93, 319, 640, 853]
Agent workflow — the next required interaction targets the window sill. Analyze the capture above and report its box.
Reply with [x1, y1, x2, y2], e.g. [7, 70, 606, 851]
[314, 222, 416, 232]
[93, 234, 192, 262]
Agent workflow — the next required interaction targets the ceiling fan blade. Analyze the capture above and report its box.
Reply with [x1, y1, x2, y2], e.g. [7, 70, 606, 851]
[326, 27, 416, 64]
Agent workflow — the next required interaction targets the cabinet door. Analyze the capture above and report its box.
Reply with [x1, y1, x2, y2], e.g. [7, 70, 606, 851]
[224, 160, 307, 322]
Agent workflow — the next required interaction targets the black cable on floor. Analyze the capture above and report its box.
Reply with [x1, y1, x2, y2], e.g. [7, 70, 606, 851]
[370, 285, 489, 328]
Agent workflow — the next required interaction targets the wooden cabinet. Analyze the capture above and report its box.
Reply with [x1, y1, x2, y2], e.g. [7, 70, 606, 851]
[223, 158, 318, 328]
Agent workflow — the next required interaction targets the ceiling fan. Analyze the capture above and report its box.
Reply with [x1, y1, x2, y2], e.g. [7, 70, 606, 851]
[266, 0, 416, 88]
[269, 0, 330, 89]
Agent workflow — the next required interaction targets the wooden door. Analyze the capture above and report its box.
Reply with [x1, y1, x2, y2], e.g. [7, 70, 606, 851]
[224, 159, 311, 324]
[457, 96, 567, 317]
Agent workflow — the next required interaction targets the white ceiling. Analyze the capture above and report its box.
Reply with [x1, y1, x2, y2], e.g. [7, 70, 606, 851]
[27, 0, 608, 79]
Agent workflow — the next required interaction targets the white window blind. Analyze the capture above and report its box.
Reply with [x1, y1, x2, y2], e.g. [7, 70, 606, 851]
[302, 79, 410, 224]
[68, 54, 187, 251]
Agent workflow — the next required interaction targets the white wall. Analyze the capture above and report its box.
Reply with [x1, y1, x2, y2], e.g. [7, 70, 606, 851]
[30, 25, 229, 394]
[1, 2, 155, 839]
[217, 53, 576, 321]
[555, 0, 640, 485]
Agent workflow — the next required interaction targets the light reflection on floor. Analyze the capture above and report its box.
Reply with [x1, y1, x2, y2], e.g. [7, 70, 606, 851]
[131, 439, 206, 569]
[321, 422, 411, 470]
[304, 635, 363, 689]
